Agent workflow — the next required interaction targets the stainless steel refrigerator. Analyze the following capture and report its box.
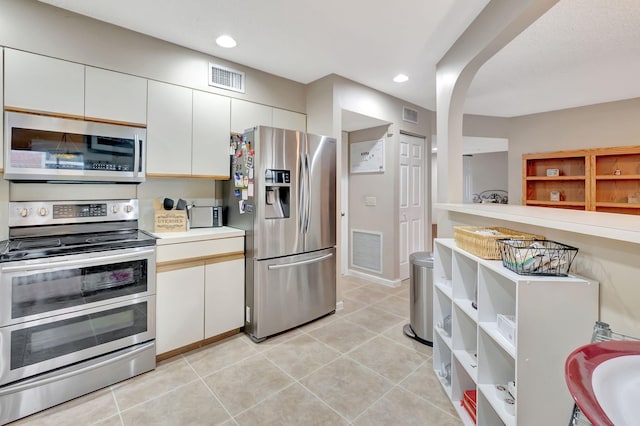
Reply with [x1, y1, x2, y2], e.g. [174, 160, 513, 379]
[226, 126, 336, 342]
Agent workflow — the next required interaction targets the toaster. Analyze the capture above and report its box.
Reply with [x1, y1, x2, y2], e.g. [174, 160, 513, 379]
[190, 206, 224, 228]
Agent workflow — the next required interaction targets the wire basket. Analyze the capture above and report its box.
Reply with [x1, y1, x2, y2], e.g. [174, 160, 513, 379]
[496, 239, 578, 276]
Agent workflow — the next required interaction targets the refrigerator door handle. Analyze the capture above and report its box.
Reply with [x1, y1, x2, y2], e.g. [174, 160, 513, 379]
[298, 152, 306, 232]
[267, 252, 333, 270]
[303, 153, 311, 233]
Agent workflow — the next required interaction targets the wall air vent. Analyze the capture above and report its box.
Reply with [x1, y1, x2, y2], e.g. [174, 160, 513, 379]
[208, 63, 245, 93]
[402, 106, 418, 124]
[351, 229, 383, 273]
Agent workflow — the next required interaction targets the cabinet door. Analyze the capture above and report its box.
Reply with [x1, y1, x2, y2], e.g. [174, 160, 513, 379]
[156, 265, 205, 354]
[1, 48, 4, 171]
[204, 258, 244, 339]
[230, 99, 272, 133]
[273, 108, 306, 132]
[85, 67, 147, 125]
[192, 91, 231, 178]
[147, 81, 193, 176]
[4, 49, 84, 117]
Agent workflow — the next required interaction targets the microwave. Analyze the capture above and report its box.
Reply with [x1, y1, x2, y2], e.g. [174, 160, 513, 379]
[4, 112, 146, 183]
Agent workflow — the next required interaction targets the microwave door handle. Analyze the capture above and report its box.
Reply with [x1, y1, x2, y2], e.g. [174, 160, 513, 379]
[134, 136, 142, 176]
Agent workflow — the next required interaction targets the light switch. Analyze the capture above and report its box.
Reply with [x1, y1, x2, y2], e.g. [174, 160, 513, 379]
[365, 196, 377, 206]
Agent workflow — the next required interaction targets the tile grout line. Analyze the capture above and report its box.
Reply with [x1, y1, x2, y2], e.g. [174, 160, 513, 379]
[110, 387, 125, 426]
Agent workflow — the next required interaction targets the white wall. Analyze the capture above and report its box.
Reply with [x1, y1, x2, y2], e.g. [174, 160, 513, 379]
[348, 126, 392, 278]
[465, 151, 508, 201]
[508, 98, 640, 203]
[307, 74, 434, 290]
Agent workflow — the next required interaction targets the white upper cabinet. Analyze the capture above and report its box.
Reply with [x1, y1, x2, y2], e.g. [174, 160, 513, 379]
[4, 49, 84, 117]
[192, 91, 231, 178]
[230, 99, 272, 134]
[1, 48, 4, 171]
[273, 108, 306, 132]
[85, 67, 147, 125]
[230, 99, 306, 134]
[147, 80, 193, 176]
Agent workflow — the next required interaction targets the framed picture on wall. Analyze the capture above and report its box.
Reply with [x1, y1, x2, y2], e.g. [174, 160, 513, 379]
[350, 138, 385, 173]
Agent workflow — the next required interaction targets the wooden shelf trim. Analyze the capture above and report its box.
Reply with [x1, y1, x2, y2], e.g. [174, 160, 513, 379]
[525, 200, 586, 207]
[526, 176, 586, 181]
[596, 174, 640, 180]
[595, 202, 640, 209]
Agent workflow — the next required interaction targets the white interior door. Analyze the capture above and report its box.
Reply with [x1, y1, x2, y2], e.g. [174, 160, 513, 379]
[399, 134, 425, 280]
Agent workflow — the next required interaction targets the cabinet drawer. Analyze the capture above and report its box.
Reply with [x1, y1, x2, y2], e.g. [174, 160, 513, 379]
[156, 237, 244, 263]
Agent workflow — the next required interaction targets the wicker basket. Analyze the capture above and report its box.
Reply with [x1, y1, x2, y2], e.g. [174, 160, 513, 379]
[453, 226, 544, 259]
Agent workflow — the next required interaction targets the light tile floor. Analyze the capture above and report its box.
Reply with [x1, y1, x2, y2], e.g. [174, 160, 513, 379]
[13, 276, 462, 426]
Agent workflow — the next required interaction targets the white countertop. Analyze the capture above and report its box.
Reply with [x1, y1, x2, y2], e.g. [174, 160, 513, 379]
[152, 226, 245, 245]
[436, 203, 640, 244]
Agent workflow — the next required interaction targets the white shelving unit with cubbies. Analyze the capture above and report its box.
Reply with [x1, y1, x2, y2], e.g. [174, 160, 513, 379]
[433, 238, 599, 426]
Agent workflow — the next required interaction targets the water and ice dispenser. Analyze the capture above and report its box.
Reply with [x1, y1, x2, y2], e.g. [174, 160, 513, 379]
[264, 169, 290, 219]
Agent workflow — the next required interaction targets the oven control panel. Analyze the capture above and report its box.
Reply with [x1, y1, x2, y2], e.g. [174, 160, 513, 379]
[8, 199, 139, 227]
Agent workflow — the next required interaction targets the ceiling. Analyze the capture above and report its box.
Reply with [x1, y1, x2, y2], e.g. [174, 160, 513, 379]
[39, 0, 640, 118]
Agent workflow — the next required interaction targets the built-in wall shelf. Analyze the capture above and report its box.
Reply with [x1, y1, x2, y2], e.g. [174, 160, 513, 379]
[523, 145, 640, 215]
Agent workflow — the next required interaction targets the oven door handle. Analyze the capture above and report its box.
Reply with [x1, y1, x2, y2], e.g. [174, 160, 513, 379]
[0, 248, 156, 273]
[0, 341, 155, 397]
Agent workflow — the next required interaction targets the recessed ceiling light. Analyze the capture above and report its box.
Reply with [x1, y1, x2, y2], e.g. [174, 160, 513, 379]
[393, 74, 409, 83]
[216, 35, 237, 48]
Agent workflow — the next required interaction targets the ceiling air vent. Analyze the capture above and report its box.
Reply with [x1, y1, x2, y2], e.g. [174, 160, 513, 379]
[402, 106, 418, 124]
[208, 63, 245, 93]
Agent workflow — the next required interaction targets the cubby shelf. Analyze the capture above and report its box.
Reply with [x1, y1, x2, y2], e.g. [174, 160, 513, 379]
[433, 238, 599, 425]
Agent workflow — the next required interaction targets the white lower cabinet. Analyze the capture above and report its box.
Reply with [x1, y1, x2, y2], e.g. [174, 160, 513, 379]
[204, 258, 245, 338]
[433, 238, 599, 426]
[156, 264, 205, 354]
[155, 235, 245, 356]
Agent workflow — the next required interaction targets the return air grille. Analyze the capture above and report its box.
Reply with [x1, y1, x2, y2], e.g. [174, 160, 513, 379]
[403, 106, 418, 124]
[209, 63, 245, 93]
[351, 229, 383, 273]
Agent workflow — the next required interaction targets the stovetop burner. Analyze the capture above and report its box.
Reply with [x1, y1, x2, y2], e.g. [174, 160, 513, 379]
[13, 237, 63, 250]
[2, 199, 157, 263]
[0, 229, 156, 262]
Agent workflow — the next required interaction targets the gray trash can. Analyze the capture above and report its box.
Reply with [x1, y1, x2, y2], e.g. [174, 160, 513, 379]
[403, 251, 434, 346]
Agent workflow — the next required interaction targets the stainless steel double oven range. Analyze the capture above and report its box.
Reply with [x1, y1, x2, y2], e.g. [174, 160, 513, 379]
[0, 199, 156, 424]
